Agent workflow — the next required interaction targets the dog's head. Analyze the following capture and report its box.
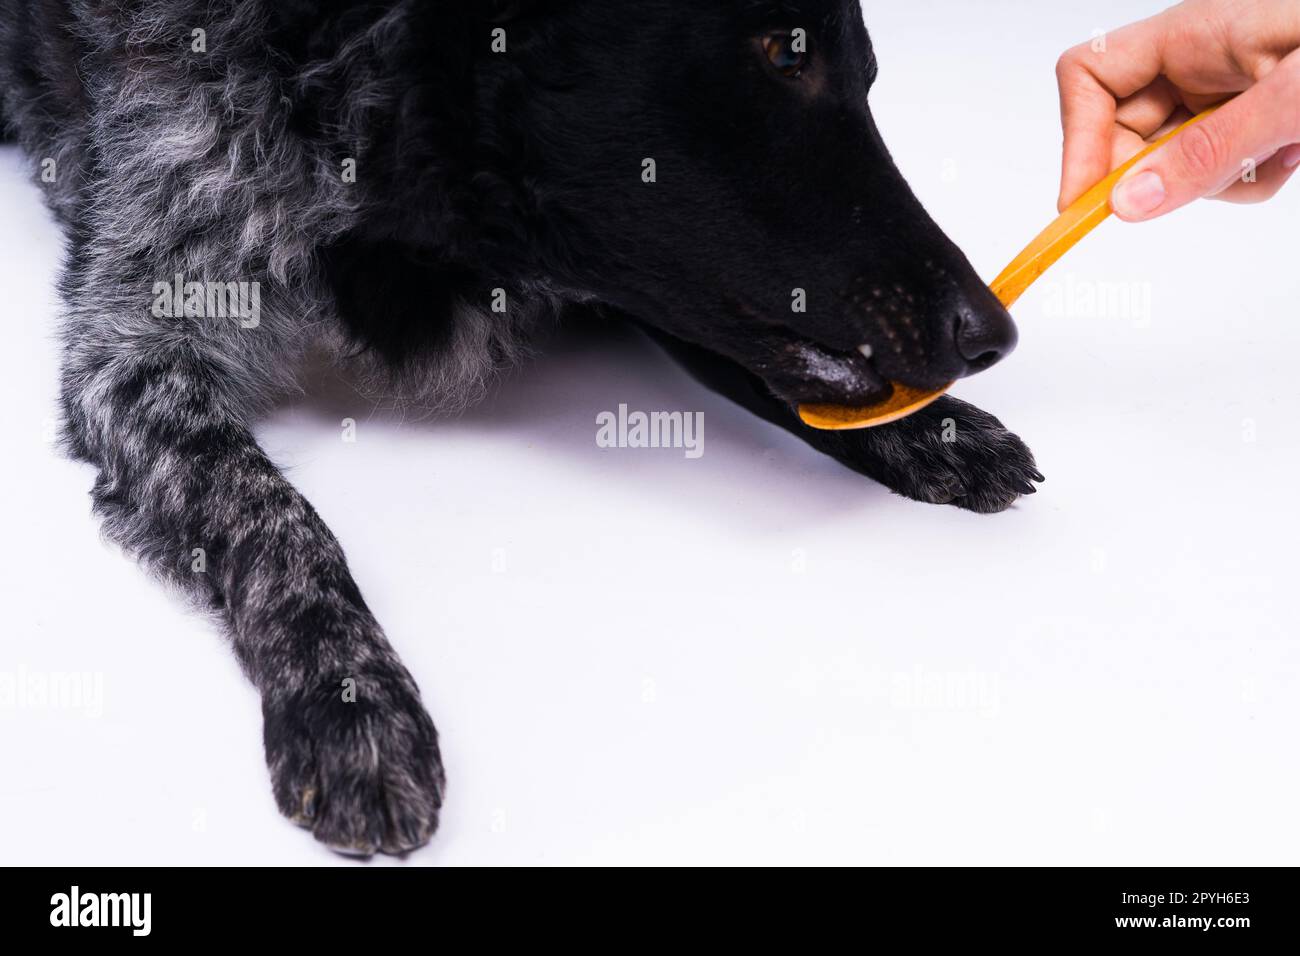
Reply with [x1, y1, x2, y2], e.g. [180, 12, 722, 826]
[476, 0, 1016, 405]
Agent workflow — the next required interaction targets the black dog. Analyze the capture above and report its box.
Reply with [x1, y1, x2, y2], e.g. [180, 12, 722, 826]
[0, 0, 1041, 854]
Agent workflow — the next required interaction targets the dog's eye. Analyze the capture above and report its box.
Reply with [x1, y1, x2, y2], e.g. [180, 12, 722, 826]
[762, 32, 808, 78]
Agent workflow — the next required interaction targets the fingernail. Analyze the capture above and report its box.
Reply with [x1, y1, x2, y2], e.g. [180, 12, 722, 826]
[1282, 145, 1300, 170]
[1111, 170, 1167, 220]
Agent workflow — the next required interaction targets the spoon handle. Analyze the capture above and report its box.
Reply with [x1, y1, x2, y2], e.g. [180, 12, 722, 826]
[991, 106, 1221, 309]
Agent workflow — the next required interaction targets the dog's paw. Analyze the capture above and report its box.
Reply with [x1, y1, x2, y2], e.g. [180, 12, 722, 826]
[821, 396, 1043, 514]
[262, 665, 444, 856]
[887, 426, 1042, 514]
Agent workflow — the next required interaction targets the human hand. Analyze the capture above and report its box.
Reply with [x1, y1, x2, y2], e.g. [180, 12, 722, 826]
[1055, 0, 1300, 221]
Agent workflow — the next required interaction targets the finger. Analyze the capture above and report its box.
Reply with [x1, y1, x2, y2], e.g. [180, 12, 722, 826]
[1106, 102, 1197, 175]
[1114, 78, 1183, 140]
[1056, 51, 1118, 211]
[1056, 12, 1180, 209]
[1111, 54, 1300, 222]
[1205, 146, 1279, 197]
[1211, 144, 1300, 204]
[1109, 125, 1153, 171]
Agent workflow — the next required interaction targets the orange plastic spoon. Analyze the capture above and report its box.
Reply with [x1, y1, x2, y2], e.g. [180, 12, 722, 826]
[798, 107, 1220, 431]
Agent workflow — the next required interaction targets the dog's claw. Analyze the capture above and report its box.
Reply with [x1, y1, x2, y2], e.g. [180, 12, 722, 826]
[301, 787, 318, 822]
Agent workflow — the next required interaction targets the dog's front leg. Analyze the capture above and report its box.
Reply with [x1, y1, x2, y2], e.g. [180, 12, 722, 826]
[646, 329, 1043, 513]
[61, 306, 444, 855]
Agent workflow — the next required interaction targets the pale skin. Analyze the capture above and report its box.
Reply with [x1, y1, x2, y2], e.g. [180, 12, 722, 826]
[1056, 0, 1300, 221]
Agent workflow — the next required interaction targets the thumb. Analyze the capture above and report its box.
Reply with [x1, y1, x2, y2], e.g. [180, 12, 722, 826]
[1110, 62, 1300, 222]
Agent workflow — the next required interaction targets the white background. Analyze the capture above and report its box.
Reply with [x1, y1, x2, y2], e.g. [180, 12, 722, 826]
[2, 0, 1297, 866]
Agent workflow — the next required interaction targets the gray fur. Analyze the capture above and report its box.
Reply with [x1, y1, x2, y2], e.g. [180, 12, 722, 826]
[1, 0, 463, 854]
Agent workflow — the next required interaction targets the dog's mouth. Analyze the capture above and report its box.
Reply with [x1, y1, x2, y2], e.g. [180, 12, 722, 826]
[721, 274, 1009, 408]
[720, 297, 899, 407]
[745, 328, 892, 406]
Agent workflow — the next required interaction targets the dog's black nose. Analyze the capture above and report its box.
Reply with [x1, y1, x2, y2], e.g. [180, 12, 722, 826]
[953, 283, 1018, 373]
